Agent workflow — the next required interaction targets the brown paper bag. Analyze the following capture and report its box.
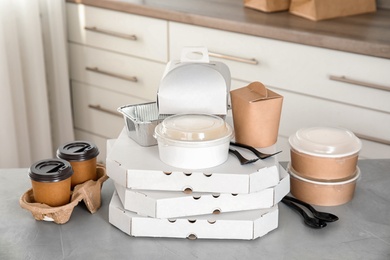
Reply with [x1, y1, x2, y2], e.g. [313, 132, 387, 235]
[289, 0, 376, 21]
[244, 0, 291, 12]
[230, 82, 283, 148]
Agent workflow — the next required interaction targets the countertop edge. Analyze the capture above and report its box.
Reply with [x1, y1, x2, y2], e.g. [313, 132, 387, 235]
[66, 0, 390, 59]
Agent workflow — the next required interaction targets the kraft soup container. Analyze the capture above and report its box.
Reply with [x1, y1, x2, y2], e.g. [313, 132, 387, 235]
[29, 159, 73, 207]
[288, 164, 360, 206]
[57, 141, 99, 187]
[154, 114, 234, 169]
[289, 127, 362, 180]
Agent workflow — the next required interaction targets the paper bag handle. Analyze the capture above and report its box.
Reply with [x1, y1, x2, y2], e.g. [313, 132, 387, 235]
[248, 82, 268, 102]
[180, 47, 210, 63]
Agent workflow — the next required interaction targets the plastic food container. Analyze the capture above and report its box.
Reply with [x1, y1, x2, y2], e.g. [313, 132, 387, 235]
[154, 114, 234, 169]
[288, 164, 360, 206]
[29, 159, 73, 207]
[289, 127, 362, 180]
[57, 141, 99, 188]
[118, 102, 168, 147]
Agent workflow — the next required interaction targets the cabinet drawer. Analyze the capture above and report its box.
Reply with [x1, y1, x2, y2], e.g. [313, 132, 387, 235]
[274, 87, 390, 147]
[66, 3, 168, 62]
[69, 43, 165, 101]
[169, 22, 390, 113]
[71, 81, 146, 138]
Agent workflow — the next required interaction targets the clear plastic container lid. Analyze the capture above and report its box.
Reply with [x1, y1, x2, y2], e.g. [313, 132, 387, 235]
[155, 114, 232, 141]
[289, 127, 362, 157]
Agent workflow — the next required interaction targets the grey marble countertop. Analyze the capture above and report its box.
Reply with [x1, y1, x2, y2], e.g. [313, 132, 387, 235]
[1, 159, 389, 259]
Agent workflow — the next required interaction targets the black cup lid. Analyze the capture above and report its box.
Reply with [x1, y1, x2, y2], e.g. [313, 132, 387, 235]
[56, 141, 99, 161]
[29, 159, 73, 182]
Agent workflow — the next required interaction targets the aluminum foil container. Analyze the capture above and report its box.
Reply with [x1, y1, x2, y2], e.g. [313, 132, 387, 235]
[118, 102, 167, 146]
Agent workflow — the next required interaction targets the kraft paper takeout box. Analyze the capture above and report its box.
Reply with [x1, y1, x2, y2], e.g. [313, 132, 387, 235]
[230, 81, 283, 148]
[157, 47, 230, 116]
[289, 0, 376, 21]
[109, 190, 279, 240]
[244, 0, 290, 12]
[106, 128, 281, 194]
[113, 165, 289, 218]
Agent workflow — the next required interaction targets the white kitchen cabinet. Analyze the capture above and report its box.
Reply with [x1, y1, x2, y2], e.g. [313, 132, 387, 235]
[169, 22, 390, 113]
[66, 3, 168, 62]
[66, 3, 389, 162]
[66, 3, 168, 162]
[71, 81, 145, 138]
[168, 22, 390, 160]
[69, 43, 165, 101]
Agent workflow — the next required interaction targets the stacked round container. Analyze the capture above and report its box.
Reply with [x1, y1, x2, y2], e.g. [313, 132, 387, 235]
[288, 127, 362, 206]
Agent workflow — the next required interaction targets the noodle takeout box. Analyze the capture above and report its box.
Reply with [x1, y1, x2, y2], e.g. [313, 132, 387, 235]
[230, 82, 283, 148]
[106, 128, 286, 194]
[157, 47, 230, 116]
[109, 190, 279, 240]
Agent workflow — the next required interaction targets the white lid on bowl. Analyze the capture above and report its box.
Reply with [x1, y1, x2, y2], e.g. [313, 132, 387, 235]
[289, 127, 362, 157]
[156, 114, 232, 141]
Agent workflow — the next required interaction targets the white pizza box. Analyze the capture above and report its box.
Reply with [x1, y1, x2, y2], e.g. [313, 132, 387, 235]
[106, 128, 281, 194]
[114, 163, 289, 218]
[109, 190, 279, 240]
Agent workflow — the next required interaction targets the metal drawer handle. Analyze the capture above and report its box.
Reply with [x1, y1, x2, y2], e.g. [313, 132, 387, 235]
[86, 67, 138, 82]
[208, 51, 258, 65]
[354, 132, 390, 146]
[329, 75, 390, 92]
[88, 104, 122, 118]
[84, 26, 137, 41]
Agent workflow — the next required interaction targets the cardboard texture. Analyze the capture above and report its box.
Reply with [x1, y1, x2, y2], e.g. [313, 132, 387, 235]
[19, 165, 108, 224]
[290, 149, 358, 181]
[114, 165, 289, 218]
[109, 191, 279, 240]
[230, 82, 283, 148]
[289, 164, 360, 206]
[244, 0, 290, 12]
[157, 47, 230, 115]
[31, 178, 72, 207]
[107, 128, 281, 194]
[289, 0, 376, 21]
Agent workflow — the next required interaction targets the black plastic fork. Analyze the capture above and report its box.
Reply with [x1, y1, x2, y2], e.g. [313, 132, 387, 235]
[229, 149, 259, 165]
[230, 141, 282, 159]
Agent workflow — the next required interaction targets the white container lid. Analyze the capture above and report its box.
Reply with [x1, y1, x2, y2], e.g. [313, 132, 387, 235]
[289, 127, 362, 157]
[155, 114, 233, 144]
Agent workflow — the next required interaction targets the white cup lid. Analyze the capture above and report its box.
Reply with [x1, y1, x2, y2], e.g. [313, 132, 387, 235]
[157, 114, 231, 141]
[289, 127, 362, 157]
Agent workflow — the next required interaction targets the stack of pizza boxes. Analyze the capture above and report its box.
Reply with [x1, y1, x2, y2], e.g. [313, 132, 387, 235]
[107, 47, 288, 240]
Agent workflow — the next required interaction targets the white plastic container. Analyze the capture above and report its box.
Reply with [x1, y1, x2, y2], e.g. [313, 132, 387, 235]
[154, 114, 234, 169]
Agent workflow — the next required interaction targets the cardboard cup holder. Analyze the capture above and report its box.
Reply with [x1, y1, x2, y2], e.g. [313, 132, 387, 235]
[19, 164, 108, 224]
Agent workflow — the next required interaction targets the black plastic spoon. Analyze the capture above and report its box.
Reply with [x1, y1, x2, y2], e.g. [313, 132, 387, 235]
[283, 196, 339, 222]
[282, 199, 327, 229]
